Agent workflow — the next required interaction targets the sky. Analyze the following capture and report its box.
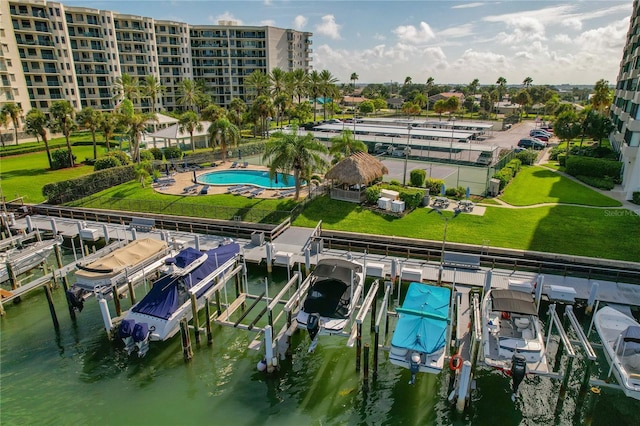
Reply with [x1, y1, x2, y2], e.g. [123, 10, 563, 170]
[62, 0, 635, 87]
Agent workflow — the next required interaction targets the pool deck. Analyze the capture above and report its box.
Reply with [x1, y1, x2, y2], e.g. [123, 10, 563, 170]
[152, 161, 300, 199]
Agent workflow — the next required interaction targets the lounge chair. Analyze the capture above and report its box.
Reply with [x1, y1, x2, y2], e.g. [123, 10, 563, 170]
[241, 161, 249, 168]
[277, 188, 296, 199]
[200, 185, 210, 195]
[247, 188, 264, 198]
[235, 186, 254, 195]
[225, 185, 244, 194]
[230, 161, 238, 168]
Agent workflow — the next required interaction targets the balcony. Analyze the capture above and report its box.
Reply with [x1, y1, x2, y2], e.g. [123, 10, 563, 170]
[50, 93, 63, 99]
[47, 81, 61, 87]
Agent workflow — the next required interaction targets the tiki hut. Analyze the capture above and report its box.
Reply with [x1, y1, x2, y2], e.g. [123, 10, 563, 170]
[324, 151, 388, 203]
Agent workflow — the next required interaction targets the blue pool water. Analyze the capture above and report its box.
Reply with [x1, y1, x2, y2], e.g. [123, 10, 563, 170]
[197, 169, 302, 189]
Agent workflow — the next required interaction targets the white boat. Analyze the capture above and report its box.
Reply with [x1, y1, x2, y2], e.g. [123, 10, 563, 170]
[73, 238, 169, 291]
[594, 306, 640, 400]
[481, 289, 549, 394]
[118, 242, 241, 357]
[296, 258, 364, 347]
[0, 234, 63, 284]
[389, 282, 452, 380]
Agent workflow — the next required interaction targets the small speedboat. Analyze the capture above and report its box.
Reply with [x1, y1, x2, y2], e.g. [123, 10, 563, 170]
[389, 282, 452, 382]
[481, 288, 549, 396]
[119, 242, 241, 357]
[296, 258, 364, 349]
[0, 234, 63, 284]
[595, 306, 640, 400]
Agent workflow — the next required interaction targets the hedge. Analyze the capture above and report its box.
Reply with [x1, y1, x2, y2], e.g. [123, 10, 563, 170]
[43, 165, 136, 204]
[565, 156, 622, 182]
[575, 175, 615, 190]
[515, 149, 538, 165]
[633, 192, 640, 205]
[409, 169, 426, 187]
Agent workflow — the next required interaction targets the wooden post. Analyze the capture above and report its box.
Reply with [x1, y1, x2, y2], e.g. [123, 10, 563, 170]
[205, 297, 213, 346]
[190, 293, 200, 345]
[44, 282, 60, 331]
[555, 357, 574, 417]
[234, 272, 241, 298]
[111, 283, 121, 317]
[61, 274, 76, 321]
[579, 359, 594, 399]
[6, 263, 18, 290]
[215, 290, 222, 316]
[370, 288, 377, 333]
[127, 281, 136, 305]
[356, 322, 362, 372]
[180, 318, 193, 361]
[373, 326, 379, 378]
[363, 343, 370, 390]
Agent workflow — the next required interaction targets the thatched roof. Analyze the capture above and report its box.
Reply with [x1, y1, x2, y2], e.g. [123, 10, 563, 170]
[325, 152, 388, 185]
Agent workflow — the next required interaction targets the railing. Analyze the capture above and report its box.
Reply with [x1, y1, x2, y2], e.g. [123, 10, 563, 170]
[330, 188, 365, 203]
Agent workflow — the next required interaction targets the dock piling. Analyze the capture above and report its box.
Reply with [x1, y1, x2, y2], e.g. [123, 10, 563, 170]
[190, 293, 201, 345]
[98, 296, 113, 338]
[111, 283, 122, 317]
[356, 322, 362, 372]
[102, 224, 110, 243]
[363, 343, 370, 390]
[586, 282, 599, 315]
[43, 282, 60, 331]
[205, 297, 213, 345]
[456, 360, 472, 412]
[127, 280, 136, 305]
[264, 325, 276, 373]
[180, 318, 193, 361]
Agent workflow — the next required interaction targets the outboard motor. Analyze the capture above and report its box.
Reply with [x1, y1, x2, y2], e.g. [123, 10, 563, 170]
[511, 353, 527, 399]
[65, 287, 86, 312]
[118, 319, 136, 355]
[132, 322, 151, 358]
[409, 352, 421, 385]
[307, 313, 320, 341]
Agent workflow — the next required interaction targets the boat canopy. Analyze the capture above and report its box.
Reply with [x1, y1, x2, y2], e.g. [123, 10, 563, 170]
[302, 260, 361, 319]
[131, 243, 240, 320]
[491, 289, 537, 315]
[164, 247, 203, 268]
[622, 326, 640, 344]
[391, 283, 451, 354]
[75, 238, 167, 279]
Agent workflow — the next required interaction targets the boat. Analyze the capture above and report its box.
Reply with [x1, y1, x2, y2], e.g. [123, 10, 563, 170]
[73, 238, 169, 291]
[295, 258, 364, 349]
[594, 306, 640, 400]
[389, 282, 452, 382]
[0, 235, 63, 284]
[118, 242, 241, 357]
[481, 288, 549, 395]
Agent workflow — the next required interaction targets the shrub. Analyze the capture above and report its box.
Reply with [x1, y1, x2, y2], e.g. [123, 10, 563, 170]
[51, 149, 76, 169]
[139, 150, 154, 162]
[632, 192, 640, 205]
[108, 150, 131, 166]
[94, 156, 122, 171]
[493, 167, 514, 190]
[557, 154, 566, 167]
[389, 179, 401, 186]
[43, 165, 136, 204]
[548, 146, 563, 161]
[365, 187, 381, 204]
[164, 146, 183, 160]
[507, 158, 521, 174]
[515, 149, 538, 165]
[148, 147, 163, 160]
[445, 186, 466, 199]
[425, 178, 444, 195]
[399, 189, 423, 210]
[409, 169, 426, 187]
[565, 156, 622, 182]
[575, 175, 615, 190]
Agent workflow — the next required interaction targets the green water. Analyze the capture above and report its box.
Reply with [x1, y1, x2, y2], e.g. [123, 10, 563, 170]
[2, 260, 640, 425]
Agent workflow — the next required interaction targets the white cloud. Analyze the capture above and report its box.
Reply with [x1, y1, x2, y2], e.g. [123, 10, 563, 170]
[293, 15, 308, 31]
[393, 22, 436, 44]
[452, 2, 485, 10]
[209, 12, 242, 25]
[553, 34, 573, 44]
[315, 15, 341, 40]
[438, 24, 474, 39]
[373, 33, 386, 41]
[562, 18, 582, 31]
[263, 0, 273, 5]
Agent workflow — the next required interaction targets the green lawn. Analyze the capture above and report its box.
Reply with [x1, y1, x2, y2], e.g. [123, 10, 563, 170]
[293, 196, 640, 262]
[499, 166, 621, 207]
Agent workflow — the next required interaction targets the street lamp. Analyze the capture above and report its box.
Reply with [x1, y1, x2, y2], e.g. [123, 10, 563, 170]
[402, 123, 411, 186]
[434, 208, 460, 284]
[449, 116, 456, 162]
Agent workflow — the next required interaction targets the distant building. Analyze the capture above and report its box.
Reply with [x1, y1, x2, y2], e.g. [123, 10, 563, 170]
[610, 0, 640, 201]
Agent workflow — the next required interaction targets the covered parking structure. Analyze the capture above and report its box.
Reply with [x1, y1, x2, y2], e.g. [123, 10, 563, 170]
[314, 123, 476, 143]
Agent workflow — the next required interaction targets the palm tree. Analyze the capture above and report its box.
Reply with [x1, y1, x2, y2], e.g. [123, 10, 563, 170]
[404, 76, 412, 86]
[49, 100, 76, 167]
[113, 73, 140, 103]
[329, 129, 366, 161]
[591, 79, 612, 114]
[401, 101, 421, 120]
[0, 107, 9, 147]
[125, 112, 156, 163]
[24, 109, 53, 168]
[496, 76, 507, 102]
[468, 78, 480, 97]
[250, 95, 275, 138]
[228, 98, 246, 128]
[177, 79, 200, 111]
[245, 70, 270, 99]
[76, 107, 101, 159]
[270, 68, 287, 98]
[513, 89, 532, 120]
[523, 76, 533, 89]
[262, 125, 328, 200]
[2, 103, 23, 145]
[291, 69, 308, 104]
[433, 99, 447, 121]
[350, 72, 359, 95]
[319, 70, 338, 120]
[273, 93, 289, 127]
[142, 75, 165, 112]
[178, 111, 203, 152]
[208, 118, 240, 162]
[307, 70, 322, 121]
[98, 111, 118, 151]
[200, 104, 226, 122]
[424, 76, 435, 116]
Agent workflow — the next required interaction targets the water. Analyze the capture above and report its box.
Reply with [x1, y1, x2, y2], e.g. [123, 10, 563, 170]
[2, 259, 640, 425]
[197, 170, 301, 189]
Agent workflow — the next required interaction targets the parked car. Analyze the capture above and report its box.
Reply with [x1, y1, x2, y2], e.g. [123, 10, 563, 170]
[326, 118, 342, 124]
[517, 138, 546, 150]
[530, 133, 549, 142]
[530, 129, 552, 138]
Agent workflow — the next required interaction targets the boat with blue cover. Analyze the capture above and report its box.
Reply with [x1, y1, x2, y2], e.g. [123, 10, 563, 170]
[119, 242, 241, 357]
[389, 282, 452, 377]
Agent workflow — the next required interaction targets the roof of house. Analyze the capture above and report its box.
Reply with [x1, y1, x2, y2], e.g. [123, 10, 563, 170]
[342, 96, 367, 104]
[147, 121, 212, 140]
[325, 151, 388, 185]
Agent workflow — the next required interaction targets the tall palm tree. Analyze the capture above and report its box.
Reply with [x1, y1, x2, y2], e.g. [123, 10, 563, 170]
[273, 93, 289, 127]
[307, 70, 322, 121]
[49, 100, 76, 167]
[270, 67, 287, 98]
[177, 79, 201, 111]
[200, 104, 226, 122]
[113, 73, 140, 103]
[496, 76, 507, 102]
[250, 95, 275, 138]
[350, 72, 359, 95]
[522, 76, 533, 89]
[24, 109, 53, 168]
[262, 125, 328, 200]
[592, 79, 612, 114]
[178, 111, 203, 152]
[424, 76, 435, 116]
[329, 129, 366, 161]
[76, 107, 101, 159]
[245, 70, 270, 99]
[0, 107, 9, 147]
[291, 69, 308, 104]
[98, 111, 118, 151]
[143, 75, 165, 112]
[319, 70, 338, 120]
[208, 118, 240, 162]
[2, 103, 23, 145]
[404, 76, 412, 86]
[121, 111, 156, 163]
[228, 98, 247, 127]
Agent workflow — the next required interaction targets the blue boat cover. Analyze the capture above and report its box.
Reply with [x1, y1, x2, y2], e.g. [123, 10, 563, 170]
[391, 282, 451, 354]
[131, 243, 240, 320]
[164, 247, 204, 268]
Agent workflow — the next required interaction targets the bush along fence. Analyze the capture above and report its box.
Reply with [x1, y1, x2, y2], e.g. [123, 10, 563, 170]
[565, 156, 623, 190]
[492, 158, 522, 191]
[42, 165, 135, 204]
[66, 195, 295, 224]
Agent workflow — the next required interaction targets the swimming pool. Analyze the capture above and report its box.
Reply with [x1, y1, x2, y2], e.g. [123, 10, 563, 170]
[197, 169, 303, 189]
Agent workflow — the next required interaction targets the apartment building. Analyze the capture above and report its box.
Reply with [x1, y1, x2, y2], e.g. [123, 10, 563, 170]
[611, 0, 640, 201]
[0, 0, 312, 129]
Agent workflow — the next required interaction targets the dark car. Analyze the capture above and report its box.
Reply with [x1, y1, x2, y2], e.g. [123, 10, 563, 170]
[529, 133, 549, 142]
[517, 138, 546, 150]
